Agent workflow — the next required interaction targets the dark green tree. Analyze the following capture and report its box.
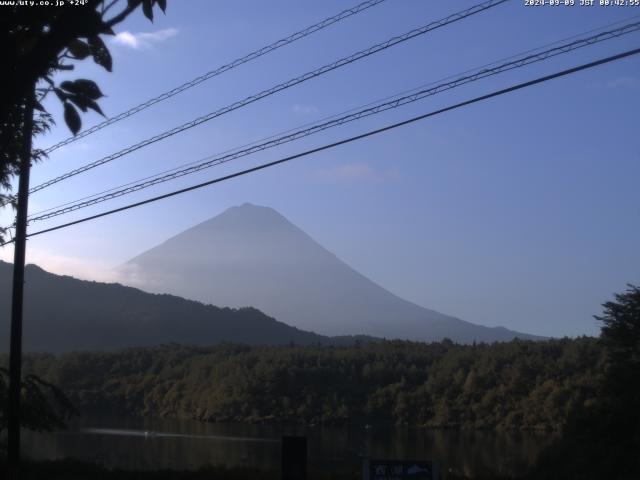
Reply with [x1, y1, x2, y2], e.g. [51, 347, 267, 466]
[0, 367, 77, 437]
[595, 285, 640, 473]
[597, 284, 640, 394]
[533, 285, 640, 479]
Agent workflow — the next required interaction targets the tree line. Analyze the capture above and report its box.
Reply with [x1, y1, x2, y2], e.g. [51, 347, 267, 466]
[14, 336, 604, 431]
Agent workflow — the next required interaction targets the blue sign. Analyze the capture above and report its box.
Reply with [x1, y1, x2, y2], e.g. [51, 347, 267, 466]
[364, 459, 438, 480]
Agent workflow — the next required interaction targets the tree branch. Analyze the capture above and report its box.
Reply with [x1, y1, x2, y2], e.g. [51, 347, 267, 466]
[105, 0, 143, 28]
[102, 0, 121, 16]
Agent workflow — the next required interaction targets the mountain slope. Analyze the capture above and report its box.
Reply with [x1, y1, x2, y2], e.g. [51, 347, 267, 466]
[121, 203, 541, 342]
[0, 261, 345, 353]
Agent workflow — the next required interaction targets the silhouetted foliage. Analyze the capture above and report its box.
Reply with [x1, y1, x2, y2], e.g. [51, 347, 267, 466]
[14, 338, 603, 431]
[0, 367, 76, 438]
[0, 0, 168, 240]
[531, 285, 640, 479]
[597, 284, 640, 400]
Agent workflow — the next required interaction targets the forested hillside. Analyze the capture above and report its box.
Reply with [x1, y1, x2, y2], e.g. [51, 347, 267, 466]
[19, 338, 603, 431]
[0, 262, 371, 352]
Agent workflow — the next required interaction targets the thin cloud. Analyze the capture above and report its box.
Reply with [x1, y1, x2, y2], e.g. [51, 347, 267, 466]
[115, 262, 182, 292]
[113, 27, 179, 50]
[0, 247, 121, 283]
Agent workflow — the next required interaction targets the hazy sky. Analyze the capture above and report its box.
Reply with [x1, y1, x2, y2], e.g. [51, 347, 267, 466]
[1, 0, 639, 337]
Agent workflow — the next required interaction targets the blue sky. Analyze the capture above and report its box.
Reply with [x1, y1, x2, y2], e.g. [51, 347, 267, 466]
[2, 0, 639, 337]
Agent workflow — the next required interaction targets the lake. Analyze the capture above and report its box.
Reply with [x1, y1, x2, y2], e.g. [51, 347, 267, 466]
[22, 416, 555, 478]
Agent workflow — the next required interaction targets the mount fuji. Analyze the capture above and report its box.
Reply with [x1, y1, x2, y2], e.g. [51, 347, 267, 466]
[120, 204, 540, 343]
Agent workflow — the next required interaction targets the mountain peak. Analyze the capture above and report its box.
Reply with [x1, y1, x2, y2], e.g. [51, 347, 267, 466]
[122, 204, 541, 343]
[206, 203, 289, 226]
[174, 203, 309, 245]
[231, 202, 267, 211]
[238, 202, 261, 209]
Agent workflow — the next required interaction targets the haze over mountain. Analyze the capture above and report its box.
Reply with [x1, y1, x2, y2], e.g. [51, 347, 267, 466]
[0, 261, 364, 353]
[121, 203, 541, 343]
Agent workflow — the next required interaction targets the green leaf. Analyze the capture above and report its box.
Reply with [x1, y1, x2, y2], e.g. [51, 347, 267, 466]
[156, 0, 167, 13]
[142, 0, 154, 22]
[67, 39, 91, 59]
[68, 95, 88, 112]
[76, 79, 104, 99]
[60, 81, 75, 93]
[85, 99, 105, 117]
[60, 79, 104, 100]
[75, 10, 111, 38]
[53, 88, 68, 102]
[63, 102, 81, 135]
[88, 35, 112, 72]
[68, 95, 105, 117]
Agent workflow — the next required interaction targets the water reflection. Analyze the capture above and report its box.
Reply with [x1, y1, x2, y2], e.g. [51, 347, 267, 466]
[81, 427, 279, 442]
[22, 416, 554, 477]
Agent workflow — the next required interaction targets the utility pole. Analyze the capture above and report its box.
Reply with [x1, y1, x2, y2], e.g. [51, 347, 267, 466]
[7, 91, 35, 480]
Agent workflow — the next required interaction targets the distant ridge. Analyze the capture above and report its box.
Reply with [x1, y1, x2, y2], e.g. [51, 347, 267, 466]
[121, 203, 542, 343]
[0, 261, 373, 353]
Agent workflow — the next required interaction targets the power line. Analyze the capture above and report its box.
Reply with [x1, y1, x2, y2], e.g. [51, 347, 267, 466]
[29, 0, 508, 195]
[30, 13, 640, 220]
[26, 11, 640, 219]
[42, 0, 389, 154]
[26, 21, 640, 224]
[5, 46, 636, 246]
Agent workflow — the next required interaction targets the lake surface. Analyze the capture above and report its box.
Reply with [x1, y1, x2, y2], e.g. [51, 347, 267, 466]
[22, 416, 555, 478]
